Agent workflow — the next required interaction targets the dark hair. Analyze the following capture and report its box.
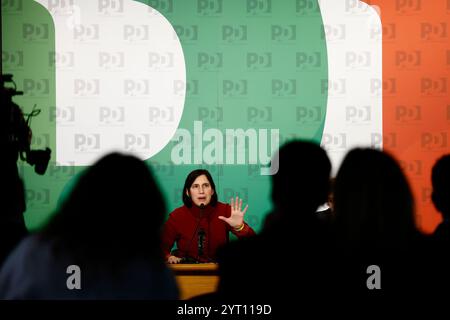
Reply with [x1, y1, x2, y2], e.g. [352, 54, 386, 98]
[334, 148, 416, 251]
[182, 169, 218, 207]
[271, 140, 331, 214]
[42, 152, 166, 268]
[431, 154, 450, 217]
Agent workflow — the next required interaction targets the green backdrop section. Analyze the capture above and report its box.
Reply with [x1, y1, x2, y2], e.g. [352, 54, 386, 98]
[141, 0, 328, 232]
[2, 0, 327, 232]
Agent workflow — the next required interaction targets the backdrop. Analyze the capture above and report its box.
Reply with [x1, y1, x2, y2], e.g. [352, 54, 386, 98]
[2, 0, 447, 234]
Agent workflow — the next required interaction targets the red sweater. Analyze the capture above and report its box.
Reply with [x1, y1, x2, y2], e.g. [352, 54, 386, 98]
[162, 202, 255, 262]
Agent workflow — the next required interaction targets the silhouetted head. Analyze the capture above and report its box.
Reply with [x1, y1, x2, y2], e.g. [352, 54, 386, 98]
[334, 148, 416, 251]
[44, 152, 166, 264]
[182, 169, 217, 208]
[431, 154, 450, 218]
[271, 140, 331, 216]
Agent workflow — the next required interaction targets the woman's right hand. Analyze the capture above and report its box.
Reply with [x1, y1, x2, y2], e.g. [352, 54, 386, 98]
[167, 255, 182, 264]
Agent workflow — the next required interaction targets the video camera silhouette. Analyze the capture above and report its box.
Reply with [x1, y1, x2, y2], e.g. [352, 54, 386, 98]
[1, 74, 51, 175]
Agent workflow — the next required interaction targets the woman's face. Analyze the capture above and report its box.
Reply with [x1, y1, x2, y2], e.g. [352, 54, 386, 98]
[187, 174, 214, 207]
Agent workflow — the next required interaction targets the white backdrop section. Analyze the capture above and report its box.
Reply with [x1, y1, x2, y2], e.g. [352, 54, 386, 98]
[319, 0, 382, 175]
[35, 0, 186, 165]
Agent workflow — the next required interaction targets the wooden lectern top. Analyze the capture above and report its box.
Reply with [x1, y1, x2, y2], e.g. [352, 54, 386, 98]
[168, 263, 219, 300]
[169, 263, 218, 273]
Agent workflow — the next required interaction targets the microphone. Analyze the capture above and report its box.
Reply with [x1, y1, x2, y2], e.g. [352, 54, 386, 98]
[198, 228, 205, 257]
[182, 203, 205, 263]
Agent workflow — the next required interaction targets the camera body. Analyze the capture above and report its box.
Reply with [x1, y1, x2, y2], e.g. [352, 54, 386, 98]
[1, 74, 51, 175]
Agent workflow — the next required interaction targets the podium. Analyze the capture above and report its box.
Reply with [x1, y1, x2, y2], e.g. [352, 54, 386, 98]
[169, 263, 219, 300]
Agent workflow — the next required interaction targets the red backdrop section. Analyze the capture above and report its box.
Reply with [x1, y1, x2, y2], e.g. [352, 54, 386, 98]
[367, 0, 449, 233]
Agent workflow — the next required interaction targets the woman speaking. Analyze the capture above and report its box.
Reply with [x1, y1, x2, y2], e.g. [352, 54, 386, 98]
[162, 169, 255, 264]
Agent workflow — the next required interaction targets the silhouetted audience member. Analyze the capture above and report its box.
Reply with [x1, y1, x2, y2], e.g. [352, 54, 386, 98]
[429, 154, 450, 292]
[216, 140, 333, 301]
[431, 154, 450, 245]
[0, 153, 178, 299]
[332, 148, 434, 298]
[0, 166, 28, 268]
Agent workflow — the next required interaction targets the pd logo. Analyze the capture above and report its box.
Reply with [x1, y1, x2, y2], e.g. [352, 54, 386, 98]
[74, 79, 100, 96]
[48, 163, 76, 180]
[447, 49, 450, 67]
[99, 106, 125, 125]
[345, 51, 372, 69]
[49, 106, 76, 125]
[74, 134, 100, 152]
[148, 0, 174, 14]
[420, 22, 448, 41]
[395, 0, 422, 14]
[399, 159, 423, 177]
[97, 0, 124, 15]
[370, 133, 398, 149]
[198, 107, 223, 123]
[198, 164, 224, 177]
[2, 0, 23, 13]
[197, 0, 223, 16]
[123, 24, 149, 42]
[421, 132, 448, 150]
[73, 24, 100, 42]
[296, 106, 322, 124]
[148, 52, 174, 71]
[123, 79, 150, 97]
[31, 133, 50, 150]
[271, 25, 297, 42]
[46, 0, 75, 14]
[49, 51, 75, 69]
[395, 105, 422, 123]
[321, 79, 347, 98]
[246, 52, 272, 71]
[344, 0, 374, 14]
[421, 187, 432, 205]
[420, 78, 447, 96]
[173, 79, 198, 97]
[247, 164, 262, 178]
[222, 188, 249, 203]
[369, 23, 396, 41]
[124, 133, 151, 152]
[173, 25, 198, 42]
[296, 52, 322, 71]
[23, 78, 50, 96]
[247, 0, 271, 15]
[322, 133, 347, 152]
[345, 105, 371, 124]
[26, 188, 50, 207]
[99, 51, 124, 70]
[148, 106, 175, 125]
[322, 24, 346, 43]
[247, 106, 272, 124]
[370, 78, 397, 97]
[197, 52, 223, 71]
[395, 50, 421, 69]
[295, 0, 320, 16]
[222, 25, 247, 43]
[2, 50, 23, 69]
[271, 79, 297, 97]
[149, 160, 175, 177]
[222, 80, 248, 98]
[22, 23, 49, 41]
